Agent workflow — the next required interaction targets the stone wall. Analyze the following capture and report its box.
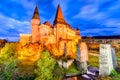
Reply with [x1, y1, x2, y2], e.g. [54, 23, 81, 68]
[99, 44, 114, 75]
[76, 42, 88, 73]
[20, 34, 31, 45]
[80, 42, 88, 62]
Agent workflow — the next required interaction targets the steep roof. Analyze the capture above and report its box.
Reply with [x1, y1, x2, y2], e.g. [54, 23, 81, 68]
[32, 5, 40, 20]
[54, 4, 66, 24]
[44, 21, 52, 28]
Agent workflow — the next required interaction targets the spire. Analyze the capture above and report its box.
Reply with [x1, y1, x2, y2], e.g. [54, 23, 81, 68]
[32, 5, 40, 20]
[54, 4, 66, 24]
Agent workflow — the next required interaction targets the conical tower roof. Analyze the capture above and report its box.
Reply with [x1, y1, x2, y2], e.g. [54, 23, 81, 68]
[32, 5, 40, 20]
[54, 4, 66, 24]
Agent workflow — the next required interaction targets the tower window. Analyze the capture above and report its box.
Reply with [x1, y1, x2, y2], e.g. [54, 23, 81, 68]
[60, 28, 62, 33]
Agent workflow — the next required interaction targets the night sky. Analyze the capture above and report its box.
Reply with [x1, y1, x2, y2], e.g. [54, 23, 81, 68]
[0, 0, 120, 41]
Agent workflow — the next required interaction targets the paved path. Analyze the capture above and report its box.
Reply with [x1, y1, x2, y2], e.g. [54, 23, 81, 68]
[89, 53, 99, 57]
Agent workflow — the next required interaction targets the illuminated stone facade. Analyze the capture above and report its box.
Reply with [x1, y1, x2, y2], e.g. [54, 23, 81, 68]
[20, 4, 82, 57]
[20, 34, 31, 45]
[30, 4, 81, 45]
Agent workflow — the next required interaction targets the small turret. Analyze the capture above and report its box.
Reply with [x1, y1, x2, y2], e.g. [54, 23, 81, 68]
[76, 27, 80, 35]
[31, 5, 40, 25]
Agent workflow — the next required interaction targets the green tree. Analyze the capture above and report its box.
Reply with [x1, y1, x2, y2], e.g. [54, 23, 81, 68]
[35, 50, 56, 80]
[0, 43, 17, 80]
[0, 43, 17, 63]
[0, 61, 17, 80]
[52, 63, 65, 80]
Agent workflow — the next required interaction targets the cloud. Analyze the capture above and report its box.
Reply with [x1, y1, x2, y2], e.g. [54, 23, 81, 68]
[0, 36, 19, 42]
[104, 19, 120, 27]
[0, 13, 30, 31]
[73, 4, 107, 21]
[113, 27, 120, 34]
[52, 0, 71, 18]
[80, 27, 116, 36]
[0, 28, 8, 34]
[10, 0, 35, 10]
[70, 0, 120, 36]
[0, 0, 120, 41]
[0, 13, 31, 41]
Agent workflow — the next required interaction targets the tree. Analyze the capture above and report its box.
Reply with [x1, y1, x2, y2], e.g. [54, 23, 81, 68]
[0, 43, 17, 64]
[52, 63, 65, 80]
[0, 43, 18, 80]
[35, 50, 56, 80]
[0, 61, 17, 80]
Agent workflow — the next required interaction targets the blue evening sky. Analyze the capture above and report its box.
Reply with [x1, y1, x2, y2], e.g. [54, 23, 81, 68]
[0, 0, 120, 41]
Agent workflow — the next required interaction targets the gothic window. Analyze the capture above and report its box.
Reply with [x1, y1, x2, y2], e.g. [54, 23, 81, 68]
[64, 28, 66, 33]
[60, 28, 62, 33]
[54, 28, 56, 35]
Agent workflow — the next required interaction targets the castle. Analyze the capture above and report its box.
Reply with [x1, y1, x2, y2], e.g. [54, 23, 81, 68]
[19, 4, 88, 70]
[20, 4, 81, 46]
[20, 4, 82, 56]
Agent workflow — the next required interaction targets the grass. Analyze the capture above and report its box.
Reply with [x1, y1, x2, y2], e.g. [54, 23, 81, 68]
[65, 64, 81, 74]
[53, 63, 80, 80]
[89, 49, 99, 54]
[89, 49, 120, 80]
[88, 54, 99, 68]
[100, 69, 120, 80]
[88, 49, 120, 68]
[116, 49, 120, 67]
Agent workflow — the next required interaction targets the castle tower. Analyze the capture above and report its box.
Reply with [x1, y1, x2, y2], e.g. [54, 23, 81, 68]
[31, 5, 40, 43]
[54, 4, 66, 24]
[53, 4, 67, 47]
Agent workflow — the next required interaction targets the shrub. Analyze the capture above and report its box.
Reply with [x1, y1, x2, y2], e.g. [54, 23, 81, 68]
[0, 43, 17, 63]
[0, 61, 17, 80]
[34, 50, 56, 80]
[109, 69, 120, 80]
[53, 63, 65, 80]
